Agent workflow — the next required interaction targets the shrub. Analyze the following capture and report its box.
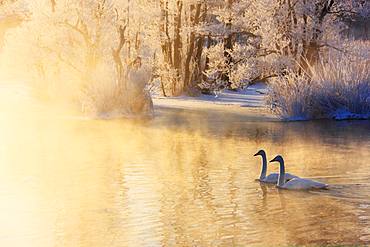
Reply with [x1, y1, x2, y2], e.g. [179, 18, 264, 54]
[268, 46, 370, 120]
[81, 69, 154, 119]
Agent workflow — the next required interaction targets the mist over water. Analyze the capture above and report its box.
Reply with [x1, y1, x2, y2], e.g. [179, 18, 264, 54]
[1, 85, 370, 246]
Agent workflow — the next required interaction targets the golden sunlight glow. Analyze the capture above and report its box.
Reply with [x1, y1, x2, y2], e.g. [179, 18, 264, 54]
[0, 0, 369, 246]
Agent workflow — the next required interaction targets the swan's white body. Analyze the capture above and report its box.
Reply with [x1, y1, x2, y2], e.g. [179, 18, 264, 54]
[272, 155, 328, 190]
[279, 178, 328, 190]
[255, 150, 298, 184]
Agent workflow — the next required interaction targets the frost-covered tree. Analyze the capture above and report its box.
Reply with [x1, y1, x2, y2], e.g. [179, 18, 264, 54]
[247, 0, 369, 69]
[1, 0, 367, 103]
[0, 0, 26, 47]
[201, 0, 368, 93]
[200, 0, 270, 91]
[1, 0, 155, 117]
[154, 0, 209, 96]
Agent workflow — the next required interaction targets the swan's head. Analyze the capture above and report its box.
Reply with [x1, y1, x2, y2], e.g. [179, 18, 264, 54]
[269, 155, 284, 164]
[253, 150, 266, 157]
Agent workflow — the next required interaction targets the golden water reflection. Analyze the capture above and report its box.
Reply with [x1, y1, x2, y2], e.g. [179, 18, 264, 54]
[0, 104, 370, 246]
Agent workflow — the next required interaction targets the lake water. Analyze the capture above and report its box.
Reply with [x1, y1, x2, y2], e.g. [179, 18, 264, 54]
[0, 94, 370, 246]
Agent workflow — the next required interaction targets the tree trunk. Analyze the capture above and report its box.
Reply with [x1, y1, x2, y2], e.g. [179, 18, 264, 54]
[173, 1, 183, 74]
[160, 0, 172, 66]
[192, 4, 207, 89]
[301, 0, 334, 69]
[222, 0, 233, 87]
[51, 0, 56, 12]
[183, 3, 202, 94]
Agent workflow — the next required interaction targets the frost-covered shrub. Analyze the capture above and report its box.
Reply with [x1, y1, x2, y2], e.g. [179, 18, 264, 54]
[268, 48, 370, 120]
[200, 40, 294, 93]
[200, 42, 266, 92]
[267, 72, 314, 120]
[312, 51, 370, 119]
[199, 43, 229, 92]
[81, 69, 153, 118]
[152, 61, 183, 97]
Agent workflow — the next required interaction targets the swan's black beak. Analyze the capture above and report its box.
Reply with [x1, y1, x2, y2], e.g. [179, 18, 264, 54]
[269, 155, 283, 164]
[254, 150, 264, 157]
[269, 157, 278, 163]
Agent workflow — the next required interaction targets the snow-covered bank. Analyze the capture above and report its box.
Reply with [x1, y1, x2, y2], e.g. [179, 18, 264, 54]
[154, 78, 370, 122]
[3, 79, 367, 122]
[153, 82, 276, 121]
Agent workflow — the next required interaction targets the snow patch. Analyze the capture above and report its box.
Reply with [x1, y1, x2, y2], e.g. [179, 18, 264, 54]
[153, 82, 267, 108]
[282, 116, 309, 121]
[331, 109, 370, 120]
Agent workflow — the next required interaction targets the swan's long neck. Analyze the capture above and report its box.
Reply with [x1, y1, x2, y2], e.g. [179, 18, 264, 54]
[278, 160, 286, 186]
[260, 153, 268, 180]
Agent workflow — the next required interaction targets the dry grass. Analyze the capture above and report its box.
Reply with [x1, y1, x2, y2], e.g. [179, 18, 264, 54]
[268, 43, 370, 120]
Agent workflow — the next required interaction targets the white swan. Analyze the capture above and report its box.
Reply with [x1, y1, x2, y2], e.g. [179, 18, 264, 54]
[254, 150, 298, 184]
[269, 155, 328, 190]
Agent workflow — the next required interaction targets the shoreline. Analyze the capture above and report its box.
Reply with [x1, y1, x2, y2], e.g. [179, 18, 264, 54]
[152, 82, 278, 122]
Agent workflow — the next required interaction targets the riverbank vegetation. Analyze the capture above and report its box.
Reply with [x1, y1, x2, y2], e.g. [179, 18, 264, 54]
[0, 0, 368, 119]
[268, 42, 370, 120]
